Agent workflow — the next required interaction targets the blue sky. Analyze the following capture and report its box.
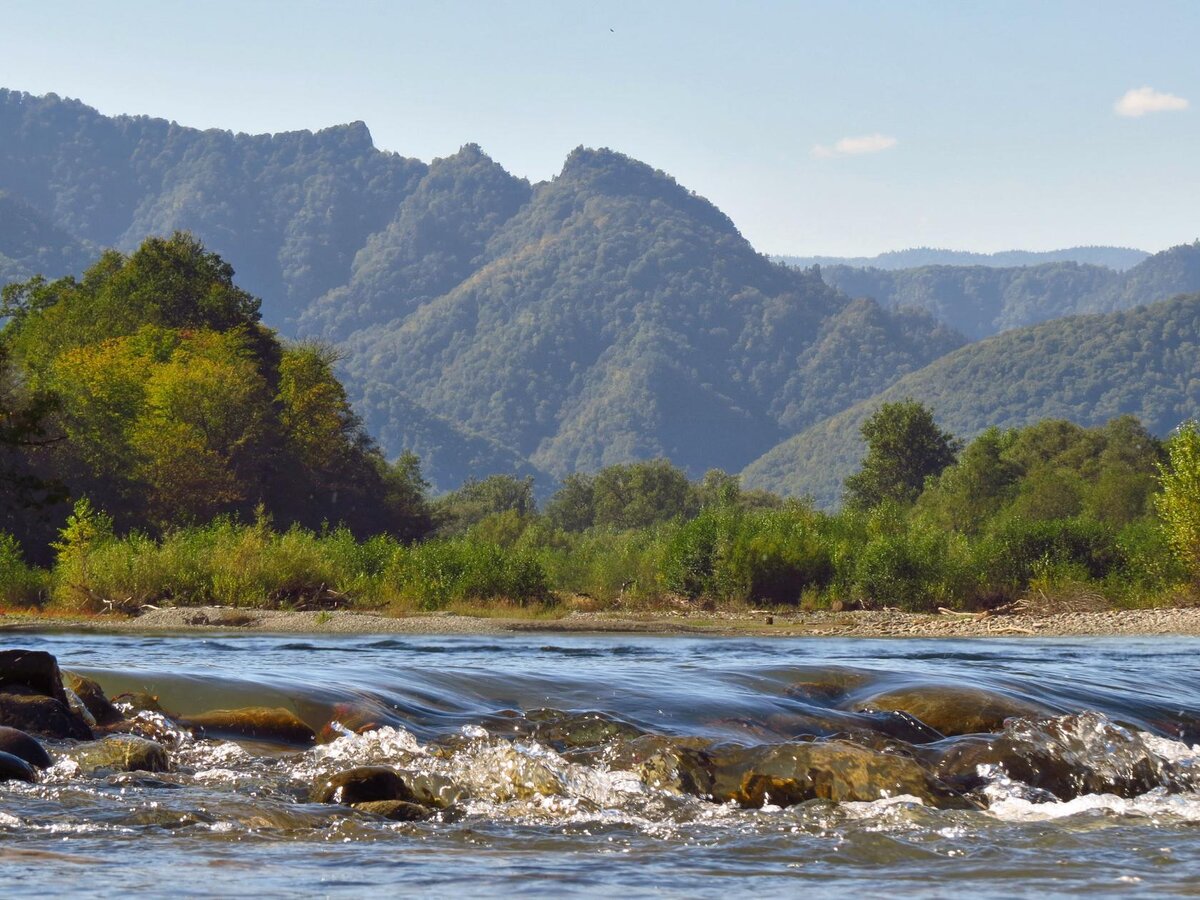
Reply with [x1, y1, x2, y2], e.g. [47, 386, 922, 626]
[2, 0, 1196, 255]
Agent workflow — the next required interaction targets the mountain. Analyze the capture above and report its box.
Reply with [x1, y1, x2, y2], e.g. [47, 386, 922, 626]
[298, 144, 533, 340]
[0, 89, 962, 486]
[813, 242, 1200, 340]
[338, 147, 965, 479]
[742, 292, 1200, 507]
[0, 191, 93, 285]
[775, 245, 1149, 271]
[0, 88, 428, 325]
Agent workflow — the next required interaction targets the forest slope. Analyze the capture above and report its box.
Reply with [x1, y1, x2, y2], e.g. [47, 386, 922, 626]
[742, 292, 1200, 507]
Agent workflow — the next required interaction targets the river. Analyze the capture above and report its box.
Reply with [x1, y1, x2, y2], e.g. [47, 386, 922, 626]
[2, 631, 1199, 897]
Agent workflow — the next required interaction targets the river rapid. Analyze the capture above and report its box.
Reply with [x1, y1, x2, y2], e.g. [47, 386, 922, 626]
[2, 632, 1200, 897]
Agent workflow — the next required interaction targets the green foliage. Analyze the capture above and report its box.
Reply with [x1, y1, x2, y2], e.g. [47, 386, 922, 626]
[1156, 421, 1200, 580]
[975, 517, 1125, 598]
[591, 459, 695, 529]
[660, 505, 834, 605]
[385, 539, 548, 610]
[844, 400, 960, 508]
[0, 532, 46, 607]
[853, 526, 966, 611]
[2, 237, 434, 553]
[434, 474, 537, 536]
[745, 293, 1200, 508]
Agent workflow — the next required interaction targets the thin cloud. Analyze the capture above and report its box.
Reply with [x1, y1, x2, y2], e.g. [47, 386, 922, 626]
[812, 133, 898, 159]
[1114, 86, 1189, 117]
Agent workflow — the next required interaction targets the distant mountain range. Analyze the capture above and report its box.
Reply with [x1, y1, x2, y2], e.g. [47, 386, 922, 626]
[775, 246, 1150, 271]
[1, 88, 1197, 498]
[815, 242, 1200, 339]
[742, 292, 1200, 507]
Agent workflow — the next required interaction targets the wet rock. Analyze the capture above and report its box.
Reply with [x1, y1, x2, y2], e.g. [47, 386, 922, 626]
[110, 692, 166, 715]
[853, 685, 1054, 736]
[352, 800, 432, 821]
[525, 709, 645, 751]
[70, 735, 170, 774]
[0, 650, 93, 739]
[0, 692, 92, 740]
[311, 766, 415, 805]
[0, 650, 71, 704]
[603, 735, 715, 796]
[61, 672, 123, 726]
[399, 771, 470, 809]
[183, 707, 316, 746]
[784, 666, 877, 704]
[930, 713, 1177, 800]
[64, 688, 97, 729]
[0, 749, 37, 784]
[0, 725, 51, 769]
[710, 739, 969, 809]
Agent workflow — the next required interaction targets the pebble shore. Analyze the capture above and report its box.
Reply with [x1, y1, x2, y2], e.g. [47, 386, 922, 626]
[2, 605, 1199, 638]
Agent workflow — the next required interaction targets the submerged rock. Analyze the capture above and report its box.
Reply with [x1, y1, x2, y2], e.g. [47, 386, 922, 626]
[70, 735, 170, 774]
[785, 666, 878, 704]
[710, 739, 969, 809]
[525, 709, 646, 751]
[0, 725, 52, 769]
[183, 707, 316, 746]
[62, 672, 123, 726]
[853, 685, 1054, 736]
[352, 800, 432, 821]
[311, 766, 415, 805]
[0, 749, 37, 784]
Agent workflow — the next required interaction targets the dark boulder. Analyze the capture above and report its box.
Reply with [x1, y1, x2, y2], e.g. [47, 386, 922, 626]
[929, 713, 1177, 800]
[0, 649, 93, 739]
[0, 725, 51, 769]
[0, 749, 37, 784]
[0, 650, 71, 704]
[352, 800, 432, 821]
[0, 692, 92, 740]
[311, 766, 415, 805]
[602, 735, 715, 796]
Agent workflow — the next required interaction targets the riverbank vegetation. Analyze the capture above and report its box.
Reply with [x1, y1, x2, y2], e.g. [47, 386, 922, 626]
[2, 237, 1197, 616]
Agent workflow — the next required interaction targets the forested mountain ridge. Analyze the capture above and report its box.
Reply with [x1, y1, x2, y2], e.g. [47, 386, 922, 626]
[742, 292, 1200, 507]
[339, 146, 965, 480]
[0, 88, 429, 325]
[814, 242, 1200, 340]
[0, 191, 94, 285]
[776, 245, 1149, 271]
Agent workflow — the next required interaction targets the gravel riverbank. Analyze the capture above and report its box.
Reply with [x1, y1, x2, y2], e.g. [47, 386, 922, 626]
[2, 605, 1199, 638]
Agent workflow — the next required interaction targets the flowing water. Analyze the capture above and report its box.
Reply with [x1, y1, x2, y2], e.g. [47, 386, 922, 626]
[3, 631, 1200, 897]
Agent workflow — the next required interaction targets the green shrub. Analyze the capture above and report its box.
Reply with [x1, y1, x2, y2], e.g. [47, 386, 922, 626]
[0, 533, 46, 608]
[976, 517, 1125, 596]
[385, 539, 548, 610]
[853, 526, 967, 611]
[660, 506, 835, 605]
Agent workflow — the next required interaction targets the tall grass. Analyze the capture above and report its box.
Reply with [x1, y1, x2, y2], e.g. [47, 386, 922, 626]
[10, 494, 1191, 616]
